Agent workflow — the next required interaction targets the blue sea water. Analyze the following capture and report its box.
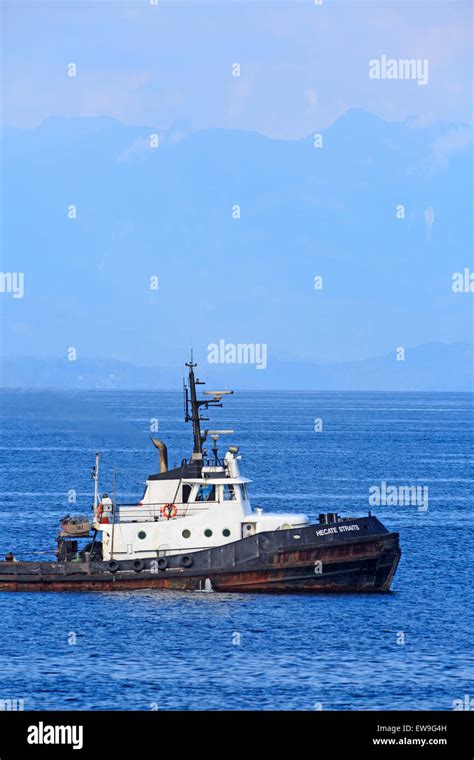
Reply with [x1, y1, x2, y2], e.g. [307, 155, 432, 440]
[0, 389, 472, 711]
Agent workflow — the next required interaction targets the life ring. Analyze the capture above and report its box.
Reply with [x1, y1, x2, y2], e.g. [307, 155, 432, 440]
[96, 504, 103, 522]
[181, 555, 193, 568]
[133, 559, 144, 573]
[157, 557, 168, 571]
[161, 503, 177, 520]
[108, 560, 120, 573]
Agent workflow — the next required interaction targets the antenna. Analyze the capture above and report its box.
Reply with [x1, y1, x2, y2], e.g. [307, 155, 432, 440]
[208, 431, 235, 464]
[183, 354, 234, 456]
[211, 433, 219, 465]
[91, 453, 100, 511]
[203, 390, 234, 396]
[110, 468, 117, 560]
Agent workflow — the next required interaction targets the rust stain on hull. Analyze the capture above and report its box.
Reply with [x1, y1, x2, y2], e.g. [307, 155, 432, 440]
[0, 535, 401, 594]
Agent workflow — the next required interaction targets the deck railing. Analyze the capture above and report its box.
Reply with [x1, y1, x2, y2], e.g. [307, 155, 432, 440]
[115, 502, 212, 523]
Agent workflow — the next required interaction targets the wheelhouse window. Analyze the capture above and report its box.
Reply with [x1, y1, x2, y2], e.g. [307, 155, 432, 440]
[241, 484, 249, 500]
[223, 484, 238, 501]
[195, 484, 216, 502]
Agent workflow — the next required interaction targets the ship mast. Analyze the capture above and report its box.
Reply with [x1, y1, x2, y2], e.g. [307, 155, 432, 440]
[184, 352, 233, 456]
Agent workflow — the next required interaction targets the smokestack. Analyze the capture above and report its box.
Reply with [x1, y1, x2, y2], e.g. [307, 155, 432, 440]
[151, 438, 168, 473]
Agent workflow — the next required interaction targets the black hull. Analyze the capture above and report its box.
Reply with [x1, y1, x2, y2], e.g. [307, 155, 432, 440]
[0, 517, 400, 593]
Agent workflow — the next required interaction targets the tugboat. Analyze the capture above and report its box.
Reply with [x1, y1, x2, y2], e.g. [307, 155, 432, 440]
[0, 359, 400, 592]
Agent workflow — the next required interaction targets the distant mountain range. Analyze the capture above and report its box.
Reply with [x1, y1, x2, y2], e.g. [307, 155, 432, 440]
[1, 108, 472, 388]
[2, 342, 472, 391]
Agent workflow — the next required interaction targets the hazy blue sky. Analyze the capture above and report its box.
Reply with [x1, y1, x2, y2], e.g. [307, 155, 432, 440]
[0, 1, 472, 387]
[2, 1, 472, 137]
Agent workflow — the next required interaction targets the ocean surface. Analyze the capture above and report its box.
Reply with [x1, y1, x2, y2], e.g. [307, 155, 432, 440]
[0, 389, 472, 711]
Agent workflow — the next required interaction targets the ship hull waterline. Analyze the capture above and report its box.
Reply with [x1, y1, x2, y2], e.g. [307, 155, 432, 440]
[0, 523, 401, 593]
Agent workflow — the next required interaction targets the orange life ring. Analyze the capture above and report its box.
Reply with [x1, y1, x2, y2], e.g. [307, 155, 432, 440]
[96, 503, 103, 522]
[161, 503, 177, 520]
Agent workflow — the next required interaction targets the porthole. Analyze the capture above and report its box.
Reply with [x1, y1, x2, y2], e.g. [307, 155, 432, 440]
[182, 529, 191, 539]
[138, 531, 147, 540]
[204, 529, 213, 537]
[222, 529, 231, 537]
